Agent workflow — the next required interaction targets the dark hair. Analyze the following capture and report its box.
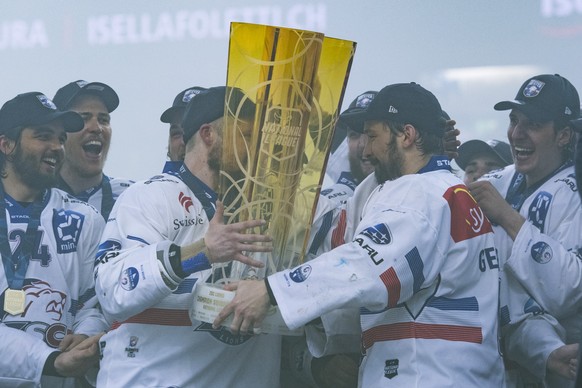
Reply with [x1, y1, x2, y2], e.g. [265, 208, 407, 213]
[0, 126, 23, 178]
[384, 119, 445, 155]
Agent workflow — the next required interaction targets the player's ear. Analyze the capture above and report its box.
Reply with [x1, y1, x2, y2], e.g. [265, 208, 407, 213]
[0, 135, 16, 156]
[198, 123, 215, 146]
[401, 124, 418, 148]
[557, 125, 572, 148]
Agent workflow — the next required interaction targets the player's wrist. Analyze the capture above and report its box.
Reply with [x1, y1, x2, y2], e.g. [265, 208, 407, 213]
[264, 277, 277, 306]
[179, 239, 212, 273]
[43, 351, 65, 377]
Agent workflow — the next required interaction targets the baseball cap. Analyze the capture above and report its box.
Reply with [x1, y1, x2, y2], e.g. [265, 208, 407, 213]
[160, 86, 207, 123]
[455, 139, 513, 170]
[0, 92, 84, 134]
[494, 74, 580, 124]
[348, 82, 446, 134]
[181, 86, 255, 144]
[53, 80, 119, 113]
[339, 91, 378, 133]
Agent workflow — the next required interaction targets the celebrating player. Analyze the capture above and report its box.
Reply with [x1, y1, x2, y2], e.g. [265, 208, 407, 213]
[94, 86, 282, 387]
[215, 82, 504, 387]
[53, 80, 133, 221]
[0, 92, 107, 386]
[468, 74, 582, 387]
[159, 86, 207, 173]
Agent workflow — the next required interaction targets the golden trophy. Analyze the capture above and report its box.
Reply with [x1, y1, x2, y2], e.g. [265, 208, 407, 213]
[191, 22, 355, 334]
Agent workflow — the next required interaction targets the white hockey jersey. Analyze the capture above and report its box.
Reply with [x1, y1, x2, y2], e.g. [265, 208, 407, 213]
[270, 157, 505, 387]
[57, 174, 133, 221]
[0, 189, 106, 388]
[484, 162, 582, 387]
[94, 169, 281, 388]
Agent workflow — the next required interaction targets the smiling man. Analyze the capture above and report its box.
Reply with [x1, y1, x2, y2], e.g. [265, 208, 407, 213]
[53, 80, 133, 220]
[468, 74, 582, 387]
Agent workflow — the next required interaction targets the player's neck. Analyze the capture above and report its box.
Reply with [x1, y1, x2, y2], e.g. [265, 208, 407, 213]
[1, 172, 42, 202]
[58, 164, 103, 194]
[183, 154, 218, 191]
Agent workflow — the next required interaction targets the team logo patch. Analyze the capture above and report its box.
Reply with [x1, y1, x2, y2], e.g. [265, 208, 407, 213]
[528, 192, 552, 232]
[443, 185, 492, 242]
[360, 223, 392, 245]
[183, 88, 202, 103]
[531, 241, 553, 264]
[120, 267, 139, 291]
[384, 359, 399, 379]
[95, 240, 122, 265]
[36, 94, 57, 110]
[524, 298, 544, 315]
[179, 192, 194, 213]
[355, 93, 375, 108]
[125, 336, 139, 358]
[522, 79, 545, 98]
[52, 209, 84, 254]
[290, 265, 312, 283]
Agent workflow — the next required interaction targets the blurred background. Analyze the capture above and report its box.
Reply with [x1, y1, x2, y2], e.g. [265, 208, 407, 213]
[1, 0, 580, 179]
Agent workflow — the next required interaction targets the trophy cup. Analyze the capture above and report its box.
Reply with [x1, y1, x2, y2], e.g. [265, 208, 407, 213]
[191, 22, 355, 335]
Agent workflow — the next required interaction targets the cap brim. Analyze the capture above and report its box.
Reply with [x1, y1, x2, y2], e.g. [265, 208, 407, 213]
[160, 106, 184, 123]
[494, 100, 553, 123]
[455, 139, 508, 170]
[339, 107, 367, 133]
[29, 110, 84, 133]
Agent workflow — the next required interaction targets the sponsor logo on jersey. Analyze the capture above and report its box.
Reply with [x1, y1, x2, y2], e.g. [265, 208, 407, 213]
[524, 298, 544, 316]
[384, 359, 399, 379]
[125, 336, 139, 358]
[96, 239, 122, 265]
[120, 267, 139, 291]
[354, 237, 383, 265]
[193, 322, 253, 345]
[443, 185, 493, 242]
[360, 223, 392, 245]
[52, 209, 84, 253]
[173, 215, 204, 230]
[179, 192, 194, 213]
[289, 265, 312, 283]
[528, 192, 551, 233]
[1, 279, 69, 348]
[531, 241, 553, 264]
[555, 174, 577, 192]
[320, 188, 332, 196]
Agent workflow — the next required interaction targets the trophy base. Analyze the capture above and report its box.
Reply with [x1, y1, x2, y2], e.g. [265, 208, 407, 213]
[190, 283, 303, 336]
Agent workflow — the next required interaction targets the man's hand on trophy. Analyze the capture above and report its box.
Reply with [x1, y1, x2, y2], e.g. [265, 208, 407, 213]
[205, 201, 272, 266]
[213, 279, 270, 334]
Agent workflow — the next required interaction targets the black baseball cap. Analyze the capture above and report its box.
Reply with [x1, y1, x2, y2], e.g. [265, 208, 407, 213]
[0, 92, 84, 134]
[182, 86, 256, 144]
[53, 80, 119, 113]
[348, 82, 446, 134]
[339, 91, 378, 133]
[455, 139, 513, 170]
[160, 86, 207, 123]
[494, 74, 580, 124]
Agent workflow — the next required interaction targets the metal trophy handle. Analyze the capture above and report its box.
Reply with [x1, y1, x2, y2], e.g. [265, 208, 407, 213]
[190, 22, 356, 335]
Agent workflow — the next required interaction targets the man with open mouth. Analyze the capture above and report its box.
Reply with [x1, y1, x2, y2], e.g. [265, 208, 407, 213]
[53, 80, 133, 221]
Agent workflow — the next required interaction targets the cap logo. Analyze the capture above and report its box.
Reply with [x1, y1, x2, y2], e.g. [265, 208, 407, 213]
[565, 107, 572, 115]
[36, 94, 57, 110]
[388, 105, 398, 114]
[355, 93, 374, 108]
[75, 80, 89, 88]
[182, 89, 201, 103]
[522, 79, 545, 98]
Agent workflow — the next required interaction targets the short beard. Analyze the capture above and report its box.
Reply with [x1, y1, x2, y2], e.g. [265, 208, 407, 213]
[374, 134, 403, 184]
[12, 144, 58, 191]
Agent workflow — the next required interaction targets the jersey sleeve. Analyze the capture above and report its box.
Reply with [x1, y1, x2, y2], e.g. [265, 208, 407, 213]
[71, 207, 109, 336]
[0, 324, 55, 387]
[94, 184, 178, 323]
[504, 188, 582, 318]
[269, 195, 446, 330]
